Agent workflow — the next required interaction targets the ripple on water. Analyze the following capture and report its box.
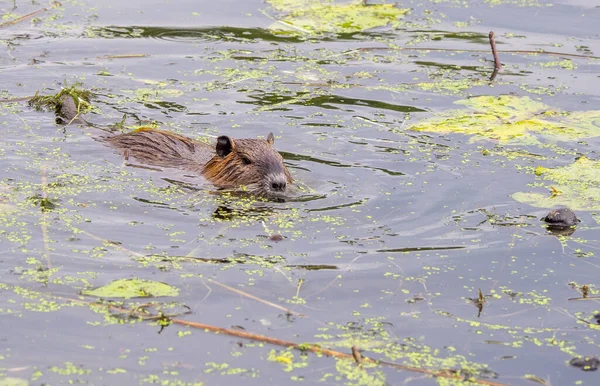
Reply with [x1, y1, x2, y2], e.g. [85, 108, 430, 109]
[90, 26, 304, 44]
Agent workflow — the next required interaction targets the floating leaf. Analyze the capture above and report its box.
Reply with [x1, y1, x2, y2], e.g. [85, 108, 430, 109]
[82, 279, 179, 299]
[267, 0, 409, 35]
[408, 95, 600, 144]
[511, 157, 600, 210]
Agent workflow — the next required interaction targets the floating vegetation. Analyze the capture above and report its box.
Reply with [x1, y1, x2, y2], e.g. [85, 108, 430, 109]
[28, 82, 94, 124]
[266, 0, 409, 35]
[0, 377, 29, 386]
[407, 95, 600, 144]
[512, 157, 600, 210]
[82, 279, 179, 299]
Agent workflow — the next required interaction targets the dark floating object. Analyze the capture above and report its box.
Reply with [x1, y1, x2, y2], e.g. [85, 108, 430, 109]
[268, 234, 285, 242]
[29, 82, 93, 125]
[542, 207, 579, 229]
[569, 356, 600, 371]
[286, 264, 338, 271]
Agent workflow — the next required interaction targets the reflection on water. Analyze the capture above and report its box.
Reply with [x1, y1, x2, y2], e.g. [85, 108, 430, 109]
[89, 26, 306, 43]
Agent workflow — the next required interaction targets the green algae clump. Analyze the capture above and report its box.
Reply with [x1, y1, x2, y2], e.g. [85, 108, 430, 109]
[512, 157, 600, 210]
[267, 0, 409, 35]
[82, 278, 179, 299]
[408, 95, 600, 144]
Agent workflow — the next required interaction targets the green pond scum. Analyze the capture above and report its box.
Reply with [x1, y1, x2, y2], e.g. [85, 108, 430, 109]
[512, 156, 600, 211]
[408, 95, 600, 145]
[266, 0, 409, 35]
[81, 278, 179, 299]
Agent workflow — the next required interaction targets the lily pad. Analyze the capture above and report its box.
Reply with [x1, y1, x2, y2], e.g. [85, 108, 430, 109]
[408, 95, 600, 144]
[267, 0, 409, 35]
[82, 279, 179, 299]
[511, 157, 600, 210]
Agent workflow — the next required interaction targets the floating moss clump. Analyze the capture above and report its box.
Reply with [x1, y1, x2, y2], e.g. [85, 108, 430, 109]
[82, 278, 179, 299]
[29, 82, 94, 124]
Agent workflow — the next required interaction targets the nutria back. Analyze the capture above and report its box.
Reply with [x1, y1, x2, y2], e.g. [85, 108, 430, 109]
[108, 128, 292, 197]
[543, 207, 578, 228]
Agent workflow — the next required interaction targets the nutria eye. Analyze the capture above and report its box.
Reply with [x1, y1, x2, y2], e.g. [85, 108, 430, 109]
[241, 156, 252, 165]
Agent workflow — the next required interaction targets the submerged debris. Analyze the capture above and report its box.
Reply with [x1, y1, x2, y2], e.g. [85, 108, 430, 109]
[569, 356, 600, 371]
[542, 207, 579, 229]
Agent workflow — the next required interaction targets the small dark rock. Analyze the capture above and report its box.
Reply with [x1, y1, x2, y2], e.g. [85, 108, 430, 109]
[542, 207, 579, 228]
[569, 356, 600, 371]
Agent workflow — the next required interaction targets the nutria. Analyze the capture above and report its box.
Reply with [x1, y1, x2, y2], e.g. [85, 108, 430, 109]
[32, 91, 293, 197]
[542, 207, 579, 229]
[108, 128, 293, 197]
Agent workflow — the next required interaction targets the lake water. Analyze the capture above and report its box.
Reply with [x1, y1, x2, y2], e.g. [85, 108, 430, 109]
[1, 0, 600, 385]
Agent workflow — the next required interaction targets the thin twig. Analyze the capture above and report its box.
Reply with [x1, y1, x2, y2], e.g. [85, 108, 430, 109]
[352, 346, 363, 364]
[40, 166, 51, 269]
[74, 228, 146, 258]
[8, 282, 508, 386]
[63, 230, 306, 318]
[79, 294, 509, 384]
[489, 32, 502, 70]
[356, 46, 600, 60]
[0, 96, 34, 103]
[169, 317, 506, 386]
[0, 1, 61, 28]
[208, 279, 305, 317]
[258, 8, 312, 34]
[488, 31, 502, 81]
[99, 54, 148, 59]
[64, 96, 87, 126]
[568, 296, 600, 301]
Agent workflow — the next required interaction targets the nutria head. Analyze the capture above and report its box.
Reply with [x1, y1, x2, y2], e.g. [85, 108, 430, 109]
[542, 207, 579, 229]
[202, 132, 293, 197]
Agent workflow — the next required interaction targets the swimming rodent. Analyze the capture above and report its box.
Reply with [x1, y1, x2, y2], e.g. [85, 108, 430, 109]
[38, 93, 293, 197]
[108, 128, 293, 197]
[542, 207, 578, 228]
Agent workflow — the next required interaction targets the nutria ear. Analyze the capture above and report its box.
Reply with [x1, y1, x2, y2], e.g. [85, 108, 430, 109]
[267, 132, 274, 145]
[216, 136, 235, 157]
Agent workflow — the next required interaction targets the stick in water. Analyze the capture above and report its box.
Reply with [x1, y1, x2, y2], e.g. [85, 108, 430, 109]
[0, 1, 61, 28]
[488, 31, 502, 81]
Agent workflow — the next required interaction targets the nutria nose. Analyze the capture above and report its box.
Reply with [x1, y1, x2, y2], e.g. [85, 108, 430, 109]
[271, 181, 287, 192]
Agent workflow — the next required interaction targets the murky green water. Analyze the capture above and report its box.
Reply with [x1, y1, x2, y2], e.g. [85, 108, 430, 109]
[1, 0, 600, 385]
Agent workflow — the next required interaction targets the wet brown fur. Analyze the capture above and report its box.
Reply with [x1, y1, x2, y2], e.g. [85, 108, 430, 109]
[108, 127, 292, 196]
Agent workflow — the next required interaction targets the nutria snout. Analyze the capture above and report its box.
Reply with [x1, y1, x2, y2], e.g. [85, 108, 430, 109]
[203, 133, 292, 196]
[108, 128, 293, 198]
